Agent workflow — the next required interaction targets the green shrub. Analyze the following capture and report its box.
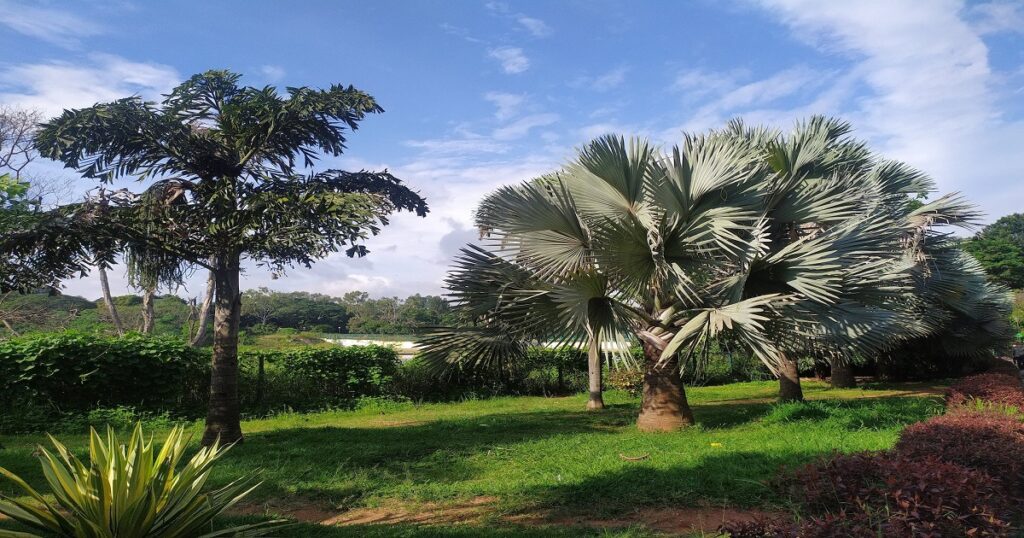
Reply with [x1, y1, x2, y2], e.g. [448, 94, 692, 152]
[0, 331, 206, 417]
[238, 345, 400, 412]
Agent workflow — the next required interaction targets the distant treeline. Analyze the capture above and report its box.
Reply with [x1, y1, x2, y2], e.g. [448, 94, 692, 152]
[0, 287, 457, 337]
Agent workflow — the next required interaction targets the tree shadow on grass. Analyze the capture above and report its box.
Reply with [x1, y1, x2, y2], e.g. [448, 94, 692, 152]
[526, 450, 814, 520]
[214, 407, 641, 502]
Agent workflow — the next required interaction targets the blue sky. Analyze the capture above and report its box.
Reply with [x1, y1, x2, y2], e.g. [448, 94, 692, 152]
[2, 0, 1023, 300]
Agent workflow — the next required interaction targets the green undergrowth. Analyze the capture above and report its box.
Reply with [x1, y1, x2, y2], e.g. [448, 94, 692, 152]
[0, 379, 945, 536]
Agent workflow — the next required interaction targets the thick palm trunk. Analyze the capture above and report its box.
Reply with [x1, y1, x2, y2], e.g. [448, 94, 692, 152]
[141, 287, 155, 334]
[636, 341, 694, 431]
[586, 330, 605, 411]
[830, 357, 856, 388]
[202, 254, 243, 446]
[189, 270, 215, 347]
[778, 355, 804, 402]
[98, 266, 124, 336]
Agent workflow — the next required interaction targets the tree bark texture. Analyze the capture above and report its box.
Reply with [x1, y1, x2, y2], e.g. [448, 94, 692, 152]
[637, 340, 694, 431]
[98, 266, 124, 336]
[189, 270, 215, 347]
[778, 355, 804, 402]
[830, 357, 857, 388]
[202, 254, 243, 446]
[586, 329, 605, 411]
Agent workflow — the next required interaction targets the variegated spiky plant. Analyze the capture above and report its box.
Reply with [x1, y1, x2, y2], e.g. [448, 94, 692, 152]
[0, 423, 284, 537]
[418, 117, 1003, 431]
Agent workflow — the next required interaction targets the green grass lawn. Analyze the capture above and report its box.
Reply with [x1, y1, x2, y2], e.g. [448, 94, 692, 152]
[0, 380, 945, 536]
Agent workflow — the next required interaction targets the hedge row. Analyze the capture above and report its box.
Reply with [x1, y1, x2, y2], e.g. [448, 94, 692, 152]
[723, 361, 1024, 537]
[0, 332, 597, 432]
[0, 331, 206, 413]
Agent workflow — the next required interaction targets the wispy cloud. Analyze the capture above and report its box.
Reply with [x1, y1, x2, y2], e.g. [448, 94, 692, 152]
[260, 65, 286, 82]
[488, 47, 530, 74]
[969, 1, 1024, 35]
[572, 66, 630, 92]
[484, 91, 525, 120]
[672, 68, 747, 97]
[517, 16, 552, 37]
[0, 54, 180, 117]
[404, 137, 508, 155]
[0, 1, 102, 48]
[492, 113, 559, 140]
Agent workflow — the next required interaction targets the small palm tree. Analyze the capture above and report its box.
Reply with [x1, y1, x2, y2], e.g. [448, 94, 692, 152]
[420, 117, 972, 430]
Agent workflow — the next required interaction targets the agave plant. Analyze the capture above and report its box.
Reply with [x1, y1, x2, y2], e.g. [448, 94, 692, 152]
[0, 423, 283, 537]
[419, 116, 988, 430]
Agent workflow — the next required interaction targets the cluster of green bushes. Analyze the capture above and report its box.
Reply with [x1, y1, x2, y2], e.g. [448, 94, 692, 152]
[0, 332, 649, 432]
[238, 346, 401, 412]
[0, 332, 403, 432]
[0, 332, 206, 432]
[723, 362, 1024, 536]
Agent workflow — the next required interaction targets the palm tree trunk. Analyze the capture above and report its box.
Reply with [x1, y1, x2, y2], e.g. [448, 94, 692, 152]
[98, 266, 124, 336]
[636, 340, 694, 431]
[586, 328, 605, 411]
[830, 357, 856, 388]
[141, 287, 155, 334]
[201, 253, 243, 446]
[189, 270, 215, 347]
[779, 355, 803, 402]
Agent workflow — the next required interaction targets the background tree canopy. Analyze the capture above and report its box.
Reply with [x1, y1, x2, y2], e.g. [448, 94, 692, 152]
[963, 213, 1024, 289]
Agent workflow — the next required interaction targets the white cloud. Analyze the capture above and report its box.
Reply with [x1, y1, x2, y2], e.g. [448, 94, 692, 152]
[517, 16, 552, 37]
[484, 91, 525, 120]
[492, 113, 559, 140]
[0, 54, 180, 118]
[755, 0, 1024, 221]
[260, 65, 286, 81]
[0, 1, 102, 47]
[488, 46, 530, 74]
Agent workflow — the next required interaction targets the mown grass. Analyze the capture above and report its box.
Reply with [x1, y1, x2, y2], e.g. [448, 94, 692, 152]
[0, 379, 945, 536]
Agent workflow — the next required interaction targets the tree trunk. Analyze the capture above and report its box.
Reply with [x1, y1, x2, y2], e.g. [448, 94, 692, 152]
[189, 270, 215, 347]
[586, 330, 605, 411]
[2, 319, 19, 336]
[141, 287, 155, 334]
[98, 266, 124, 336]
[202, 254, 243, 446]
[830, 357, 856, 388]
[636, 341, 694, 431]
[778, 355, 804, 402]
[813, 359, 829, 380]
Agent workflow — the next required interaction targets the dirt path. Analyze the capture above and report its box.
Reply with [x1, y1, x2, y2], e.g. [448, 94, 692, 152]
[232, 496, 785, 535]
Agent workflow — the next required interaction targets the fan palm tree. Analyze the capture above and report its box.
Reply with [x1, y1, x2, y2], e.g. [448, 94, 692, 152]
[420, 117, 976, 430]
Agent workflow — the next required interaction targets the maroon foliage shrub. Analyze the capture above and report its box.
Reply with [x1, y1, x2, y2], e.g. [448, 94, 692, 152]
[721, 514, 876, 538]
[769, 453, 1013, 537]
[896, 410, 1024, 494]
[946, 373, 1024, 409]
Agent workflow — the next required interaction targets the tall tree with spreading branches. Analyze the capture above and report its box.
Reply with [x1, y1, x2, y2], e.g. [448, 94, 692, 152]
[4, 70, 428, 444]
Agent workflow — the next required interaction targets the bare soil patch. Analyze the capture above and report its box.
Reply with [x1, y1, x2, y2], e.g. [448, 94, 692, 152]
[233, 496, 786, 535]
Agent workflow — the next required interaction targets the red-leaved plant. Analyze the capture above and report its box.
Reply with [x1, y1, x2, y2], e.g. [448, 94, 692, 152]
[723, 453, 1014, 537]
[946, 373, 1024, 410]
[896, 410, 1024, 494]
